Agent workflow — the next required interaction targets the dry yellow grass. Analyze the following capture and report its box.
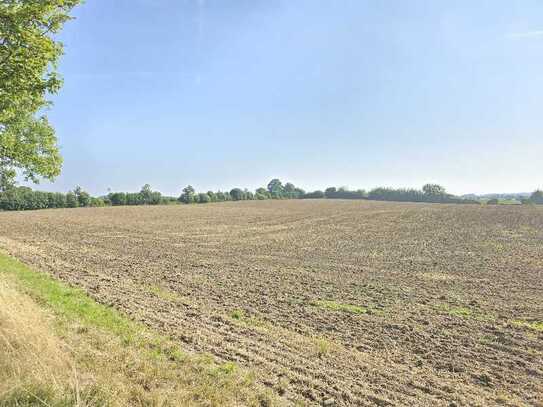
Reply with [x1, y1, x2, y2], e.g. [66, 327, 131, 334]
[0, 253, 277, 406]
[0, 278, 82, 405]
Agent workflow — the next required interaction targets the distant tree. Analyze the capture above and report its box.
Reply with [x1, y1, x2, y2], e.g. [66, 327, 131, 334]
[303, 190, 325, 199]
[149, 191, 162, 205]
[244, 190, 254, 200]
[255, 192, 268, 200]
[356, 189, 367, 198]
[73, 186, 90, 207]
[531, 190, 543, 204]
[284, 182, 296, 193]
[230, 188, 245, 201]
[51, 192, 67, 208]
[325, 187, 337, 198]
[267, 179, 283, 195]
[179, 185, 195, 204]
[125, 192, 142, 205]
[197, 192, 211, 203]
[108, 192, 127, 206]
[283, 182, 303, 199]
[78, 191, 91, 207]
[66, 191, 78, 208]
[423, 184, 446, 197]
[138, 184, 161, 205]
[487, 198, 499, 205]
[215, 191, 226, 202]
[255, 187, 270, 199]
[324, 186, 366, 200]
[140, 184, 152, 202]
[90, 197, 106, 207]
[207, 191, 217, 202]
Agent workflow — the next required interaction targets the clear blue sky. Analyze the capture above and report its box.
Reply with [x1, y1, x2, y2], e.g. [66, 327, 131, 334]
[38, 0, 542, 196]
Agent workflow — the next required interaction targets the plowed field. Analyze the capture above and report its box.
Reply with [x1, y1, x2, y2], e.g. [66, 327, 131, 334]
[1, 200, 542, 406]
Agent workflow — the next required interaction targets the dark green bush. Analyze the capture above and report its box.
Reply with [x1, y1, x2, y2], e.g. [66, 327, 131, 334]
[197, 193, 211, 203]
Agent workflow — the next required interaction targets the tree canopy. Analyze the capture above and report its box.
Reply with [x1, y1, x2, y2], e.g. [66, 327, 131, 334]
[531, 190, 543, 204]
[0, 0, 82, 190]
[422, 184, 446, 196]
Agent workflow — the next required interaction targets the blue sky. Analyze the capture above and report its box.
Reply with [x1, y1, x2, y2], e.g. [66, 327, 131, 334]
[38, 0, 542, 196]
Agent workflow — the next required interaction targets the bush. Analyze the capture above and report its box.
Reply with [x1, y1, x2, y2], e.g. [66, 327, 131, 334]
[207, 191, 217, 202]
[255, 188, 270, 199]
[197, 193, 211, 203]
[54, 193, 67, 208]
[324, 187, 366, 200]
[367, 186, 479, 204]
[66, 192, 78, 208]
[73, 186, 91, 207]
[108, 192, 127, 206]
[303, 190, 325, 199]
[230, 188, 245, 201]
[487, 199, 499, 205]
[90, 197, 106, 207]
[179, 185, 195, 204]
[126, 193, 143, 205]
[531, 190, 543, 204]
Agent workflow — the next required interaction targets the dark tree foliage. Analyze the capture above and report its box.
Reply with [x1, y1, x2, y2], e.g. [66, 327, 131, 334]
[0, 179, 487, 211]
[255, 187, 270, 199]
[107, 185, 161, 206]
[230, 188, 245, 201]
[422, 184, 446, 197]
[207, 191, 217, 202]
[530, 190, 543, 204]
[108, 192, 127, 206]
[267, 179, 283, 194]
[66, 191, 78, 208]
[324, 187, 367, 200]
[179, 185, 195, 204]
[302, 190, 325, 199]
[74, 186, 91, 207]
[367, 186, 479, 204]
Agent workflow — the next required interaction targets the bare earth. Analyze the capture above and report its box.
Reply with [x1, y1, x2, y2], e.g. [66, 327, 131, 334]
[1, 200, 542, 406]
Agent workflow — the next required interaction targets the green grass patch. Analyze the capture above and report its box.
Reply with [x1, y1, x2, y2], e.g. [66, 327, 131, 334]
[311, 300, 367, 315]
[0, 253, 140, 344]
[448, 306, 473, 318]
[0, 252, 277, 406]
[148, 284, 185, 303]
[512, 320, 543, 331]
[437, 304, 473, 318]
[229, 310, 270, 329]
[231, 309, 245, 320]
[436, 304, 495, 322]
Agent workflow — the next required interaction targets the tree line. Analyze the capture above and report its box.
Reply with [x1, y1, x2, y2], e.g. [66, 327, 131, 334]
[1, 179, 542, 211]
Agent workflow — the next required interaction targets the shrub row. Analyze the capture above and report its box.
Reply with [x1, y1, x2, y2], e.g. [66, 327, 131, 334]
[1, 180, 541, 211]
[0, 186, 104, 211]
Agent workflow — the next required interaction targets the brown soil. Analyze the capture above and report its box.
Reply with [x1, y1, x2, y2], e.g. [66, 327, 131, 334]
[1, 200, 542, 406]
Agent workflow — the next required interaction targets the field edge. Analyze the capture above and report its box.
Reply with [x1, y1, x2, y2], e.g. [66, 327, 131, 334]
[0, 251, 279, 406]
